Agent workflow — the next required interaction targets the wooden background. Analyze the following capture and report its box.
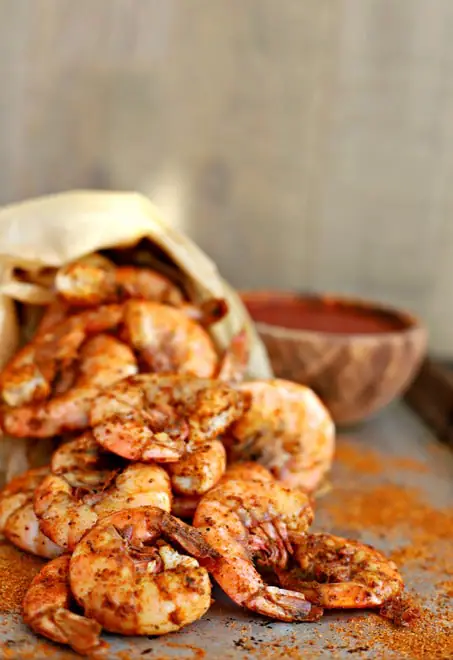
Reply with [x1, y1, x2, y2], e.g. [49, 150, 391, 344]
[1, 0, 453, 355]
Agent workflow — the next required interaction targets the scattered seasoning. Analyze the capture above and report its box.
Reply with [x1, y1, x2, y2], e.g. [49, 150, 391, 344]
[436, 580, 453, 598]
[165, 641, 206, 659]
[0, 542, 44, 613]
[330, 609, 453, 659]
[335, 441, 428, 475]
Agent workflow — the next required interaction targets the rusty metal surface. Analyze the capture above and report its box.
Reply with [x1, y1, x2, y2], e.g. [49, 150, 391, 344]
[1, 401, 452, 659]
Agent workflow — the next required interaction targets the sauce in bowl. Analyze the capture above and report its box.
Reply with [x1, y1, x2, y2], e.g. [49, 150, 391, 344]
[242, 294, 411, 335]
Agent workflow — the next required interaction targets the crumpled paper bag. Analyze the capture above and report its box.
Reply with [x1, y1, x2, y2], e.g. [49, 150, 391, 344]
[0, 190, 272, 482]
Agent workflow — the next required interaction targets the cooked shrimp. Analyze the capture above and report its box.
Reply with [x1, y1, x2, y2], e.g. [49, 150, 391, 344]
[171, 463, 273, 519]
[69, 506, 218, 635]
[193, 478, 322, 621]
[224, 379, 335, 492]
[276, 533, 404, 609]
[34, 432, 171, 550]
[219, 461, 275, 484]
[121, 300, 218, 377]
[0, 467, 62, 558]
[0, 303, 124, 407]
[23, 556, 105, 656]
[171, 495, 201, 520]
[217, 328, 249, 383]
[167, 438, 226, 496]
[3, 334, 138, 438]
[91, 374, 249, 462]
[56, 259, 184, 307]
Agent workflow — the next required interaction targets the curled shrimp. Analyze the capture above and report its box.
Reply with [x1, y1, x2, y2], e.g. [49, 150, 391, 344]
[216, 328, 249, 383]
[167, 438, 226, 496]
[69, 506, 219, 636]
[224, 379, 335, 492]
[0, 303, 124, 407]
[0, 467, 62, 558]
[55, 259, 185, 307]
[276, 533, 404, 609]
[3, 333, 138, 438]
[91, 374, 249, 462]
[171, 461, 274, 520]
[121, 300, 218, 377]
[193, 478, 322, 621]
[34, 432, 171, 550]
[23, 555, 105, 656]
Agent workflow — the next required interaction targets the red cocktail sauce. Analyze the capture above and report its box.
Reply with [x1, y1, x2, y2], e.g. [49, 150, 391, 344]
[243, 297, 408, 335]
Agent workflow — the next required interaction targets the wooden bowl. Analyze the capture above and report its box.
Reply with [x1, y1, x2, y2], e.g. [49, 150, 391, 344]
[241, 291, 427, 425]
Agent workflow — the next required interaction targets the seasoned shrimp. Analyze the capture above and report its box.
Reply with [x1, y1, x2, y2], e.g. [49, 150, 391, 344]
[3, 334, 138, 438]
[216, 328, 249, 383]
[121, 300, 218, 377]
[0, 467, 62, 558]
[224, 379, 335, 492]
[34, 432, 171, 550]
[167, 438, 226, 496]
[91, 374, 249, 462]
[220, 461, 275, 484]
[276, 533, 404, 609]
[193, 478, 322, 621]
[23, 556, 105, 656]
[171, 495, 201, 520]
[171, 462, 273, 519]
[0, 303, 124, 407]
[55, 260, 184, 307]
[70, 506, 218, 635]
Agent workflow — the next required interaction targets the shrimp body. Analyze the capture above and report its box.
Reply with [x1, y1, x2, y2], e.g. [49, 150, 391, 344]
[277, 533, 403, 609]
[0, 468, 62, 558]
[122, 300, 218, 377]
[171, 462, 273, 520]
[70, 507, 218, 635]
[23, 556, 105, 656]
[34, 433, 171, 550]
[225, 379, 335, 492]
[167, 438, 226, 496]
[0, 304, 124, 407]
[216, 328, 249, 383]
[193, 478, 322, 621]
[91, 374, 249, 462]
[3, 334, 138, 438]
[56, 261, 184, 307]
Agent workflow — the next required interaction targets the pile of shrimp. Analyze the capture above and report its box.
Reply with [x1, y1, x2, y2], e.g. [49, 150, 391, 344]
[0, 254, 413, 655]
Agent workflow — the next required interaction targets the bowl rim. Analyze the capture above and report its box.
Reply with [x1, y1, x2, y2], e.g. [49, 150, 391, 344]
[240, 290, 427, 341]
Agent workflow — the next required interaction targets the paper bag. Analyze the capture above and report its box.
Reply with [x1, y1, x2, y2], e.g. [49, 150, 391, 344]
[0, 190, 272, 481]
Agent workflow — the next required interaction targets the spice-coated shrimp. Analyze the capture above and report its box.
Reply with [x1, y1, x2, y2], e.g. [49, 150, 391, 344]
[216, 328, 249, 383]
[23, 555, 105, 656]
[0, 467, 62, 558]
[171, 461, 274, 520]
[224, 379, 335, 492]
[193, 478, 322, 622]
[0, 304, 124, 407]
[166, 438, 226, 496]
[34, 432, 172, 550]
[91, 374, 249, 462]
[276, 533, 404, 609]
[69, 506, 219, 636]
[55, 260, 185, 307]
[121, 300, 219, 377]
[3, 334, 138, 438]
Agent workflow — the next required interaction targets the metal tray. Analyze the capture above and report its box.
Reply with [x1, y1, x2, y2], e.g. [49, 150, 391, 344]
[1, 397, 452, 659]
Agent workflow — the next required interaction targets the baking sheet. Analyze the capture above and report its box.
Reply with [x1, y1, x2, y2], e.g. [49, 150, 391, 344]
[1, 401, 452, 659]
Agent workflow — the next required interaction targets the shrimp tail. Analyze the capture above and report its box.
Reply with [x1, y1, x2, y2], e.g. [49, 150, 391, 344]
[52, 609, 106, 656]
[246, 586, 323, 622]
[199, 298, 229, 325]
[161, 511, 221, 570]
[277, 567, 381, 609]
